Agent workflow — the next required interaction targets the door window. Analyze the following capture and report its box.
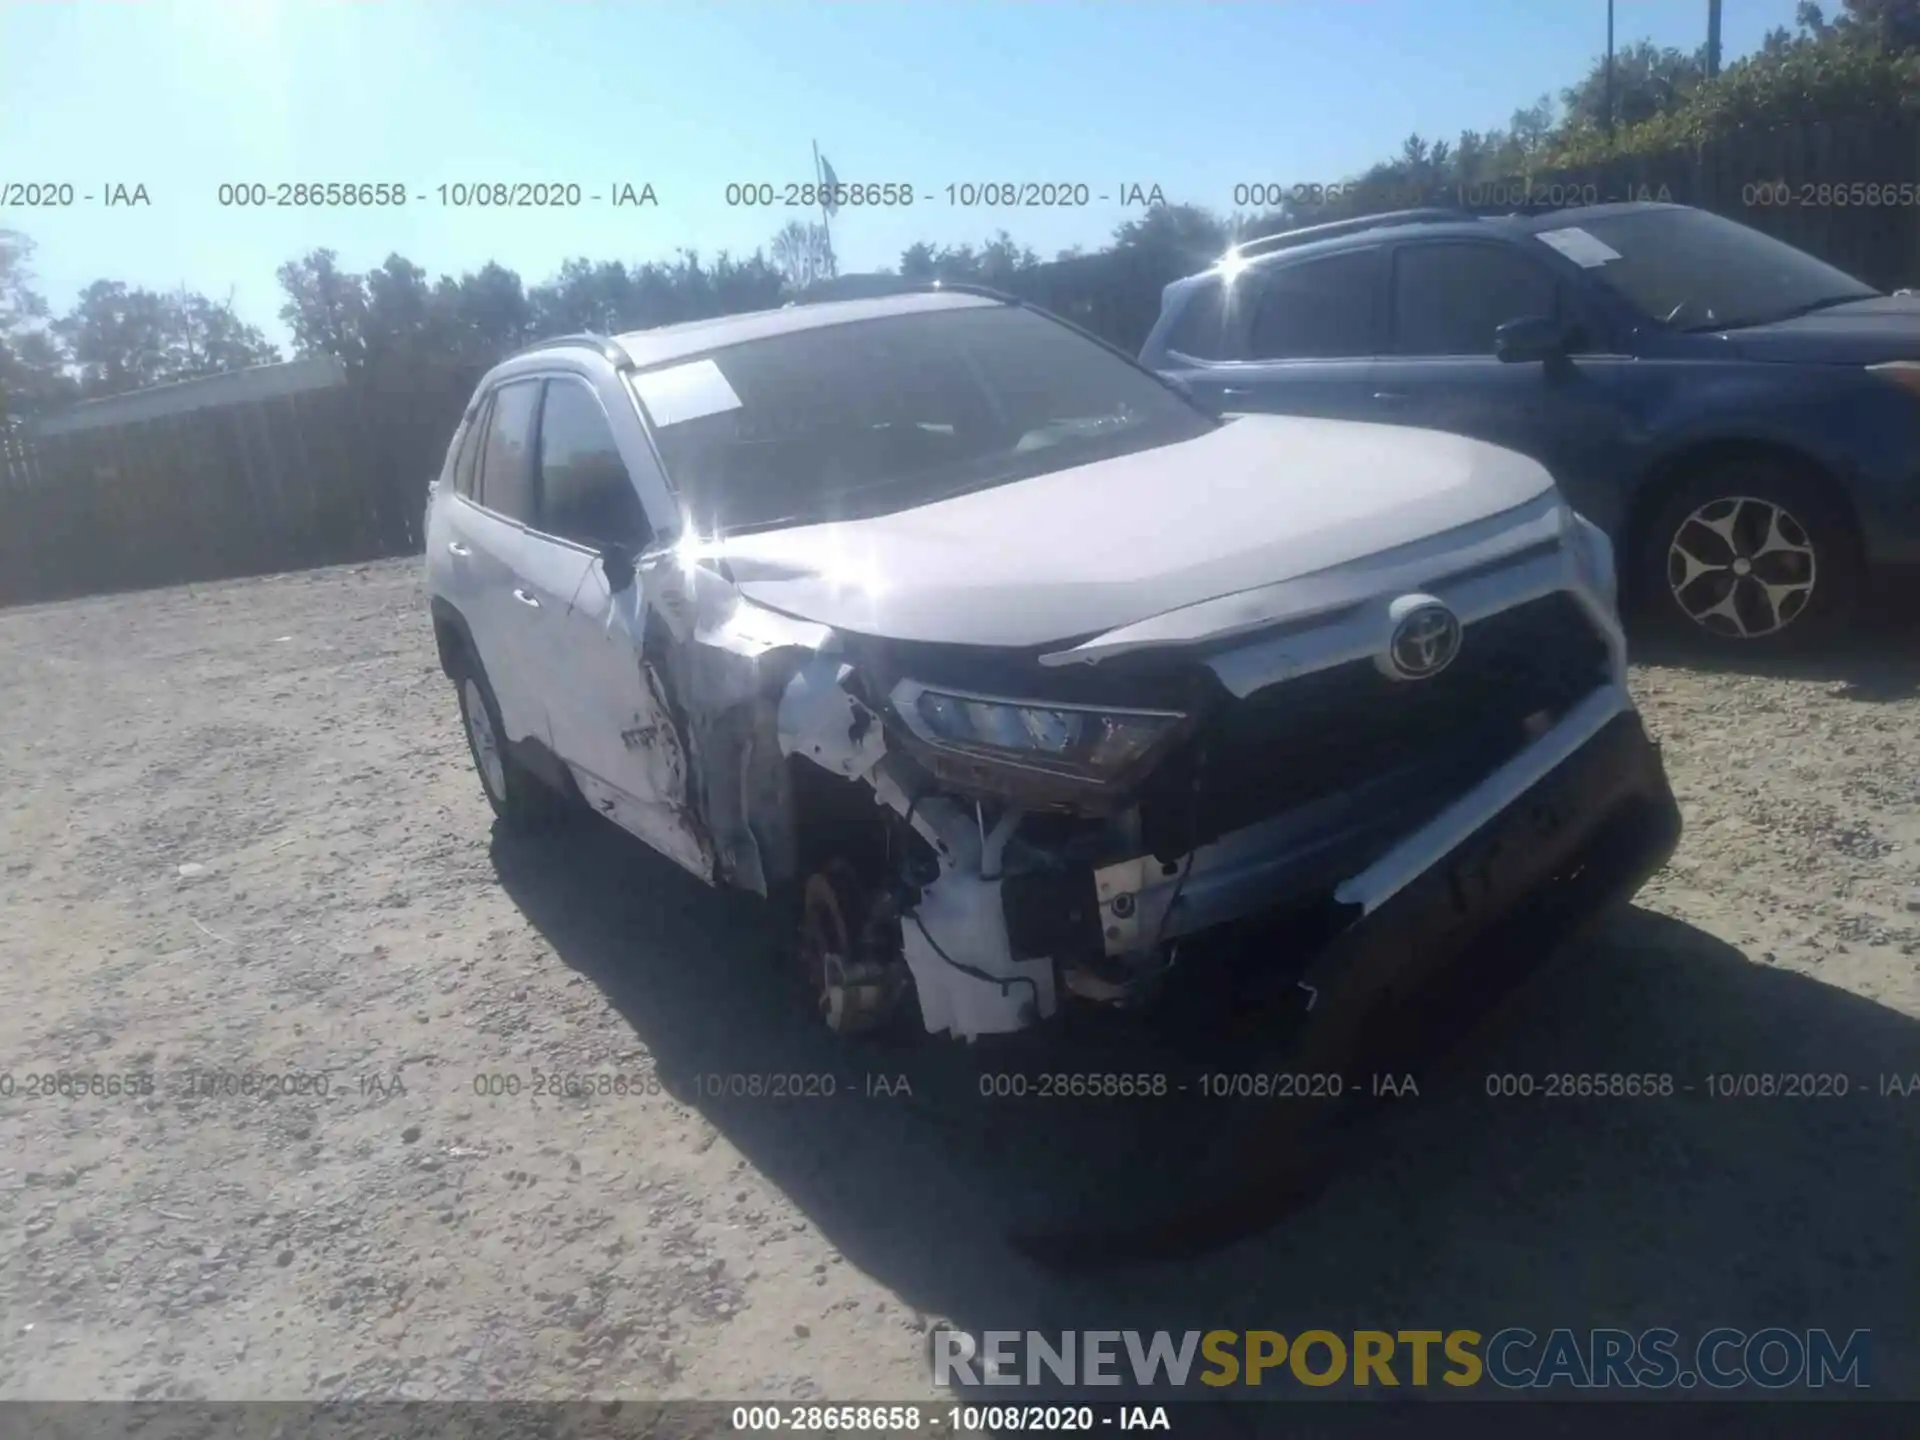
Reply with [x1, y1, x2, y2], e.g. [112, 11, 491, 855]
[1164, 279, 1233, 360]
[536, 381, 652, 549]
[451, 400, 489, 499]
[475, 380, 540, 523]
[1246, 251, 1382, 359]
[1391, 243, 1560, 356]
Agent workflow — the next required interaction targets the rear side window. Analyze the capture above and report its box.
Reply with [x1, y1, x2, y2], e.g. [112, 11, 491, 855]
[451, 401, 489, 498]
[1247, 251, 1380, 359]
[1163, 280, 1231, 360]
[475, 380, 540, 523]
[1391, 243, 1561, 356]
[536, 380, 651, 549]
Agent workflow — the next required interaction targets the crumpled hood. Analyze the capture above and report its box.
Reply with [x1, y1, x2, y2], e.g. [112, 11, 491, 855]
[707, 414, 1555, 648]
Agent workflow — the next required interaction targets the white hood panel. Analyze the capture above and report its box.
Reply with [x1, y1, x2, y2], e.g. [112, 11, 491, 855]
[711, 414, 1557, 648]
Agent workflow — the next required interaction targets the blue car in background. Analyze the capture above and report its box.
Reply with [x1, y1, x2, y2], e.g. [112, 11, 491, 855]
[1140, 202, 1920, 650]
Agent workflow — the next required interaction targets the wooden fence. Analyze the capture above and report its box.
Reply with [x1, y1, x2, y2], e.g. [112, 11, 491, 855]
[0, 359, 475, 608]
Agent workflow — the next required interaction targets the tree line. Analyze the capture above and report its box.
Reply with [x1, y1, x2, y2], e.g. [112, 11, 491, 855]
[2, 0, 1913, 429]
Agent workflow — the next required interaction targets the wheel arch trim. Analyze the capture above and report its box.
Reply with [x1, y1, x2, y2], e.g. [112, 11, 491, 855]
[1620, 432, 1866, 599]
[430, 596, 479, 679]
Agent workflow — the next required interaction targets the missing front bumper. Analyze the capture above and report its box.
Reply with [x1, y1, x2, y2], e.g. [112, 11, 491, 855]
[1077, 683, 1662, 959]
[995, 683, 1678, 1043]
[1281, 702, 1681, 1061]
[908, 683, 1680, 1043]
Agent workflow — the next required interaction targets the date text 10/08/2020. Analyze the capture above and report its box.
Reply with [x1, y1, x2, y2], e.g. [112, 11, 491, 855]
[210, 182, 660, 209]
[720, 182, 1170, 208]
[457, 1071, 917, 1100]
[729, 1404, 1170, 1433]
[8, 1069, 1915, 1104]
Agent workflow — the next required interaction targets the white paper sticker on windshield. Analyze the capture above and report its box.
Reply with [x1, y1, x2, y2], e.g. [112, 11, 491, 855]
[632, 359, 743, 427]
[1534, 226, 1622, 268]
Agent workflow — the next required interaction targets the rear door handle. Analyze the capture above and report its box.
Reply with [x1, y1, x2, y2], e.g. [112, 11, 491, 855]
[512, 588, 541, 608]
[1372, 391, 1408, 403]
[447, 541, 472, 557]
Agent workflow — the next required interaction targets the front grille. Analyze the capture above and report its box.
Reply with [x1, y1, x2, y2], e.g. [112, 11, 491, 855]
[1137, 592, 1610, 858]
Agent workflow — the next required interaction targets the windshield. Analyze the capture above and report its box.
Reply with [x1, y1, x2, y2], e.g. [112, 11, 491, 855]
[628, 303, 1214, 532]
[1540, 207, 1878, 332]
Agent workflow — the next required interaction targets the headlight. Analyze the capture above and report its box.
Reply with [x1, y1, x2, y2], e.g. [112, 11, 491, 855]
[889, 679, 1188, 787]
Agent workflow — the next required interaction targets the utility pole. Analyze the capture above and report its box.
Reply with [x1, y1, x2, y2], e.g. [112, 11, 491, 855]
[1706, 0, 1723, 78]
[1604, 0, 1616, 140]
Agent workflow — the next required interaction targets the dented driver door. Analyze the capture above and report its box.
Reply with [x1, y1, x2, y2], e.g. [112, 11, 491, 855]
[554, 557, 715, 880]
[525, 372, 714, 881]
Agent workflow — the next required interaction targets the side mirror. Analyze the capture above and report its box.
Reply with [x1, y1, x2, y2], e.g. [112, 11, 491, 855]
[1494, 315, 1571, 366]
[599, 540, 637, 593]
[1160, 373, 1222, 415]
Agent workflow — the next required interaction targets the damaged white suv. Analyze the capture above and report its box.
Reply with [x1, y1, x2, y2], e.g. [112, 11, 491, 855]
[424, 287, 1681, 1050]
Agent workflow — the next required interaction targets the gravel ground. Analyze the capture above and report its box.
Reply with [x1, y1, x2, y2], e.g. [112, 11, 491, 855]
[0, 558, 1915, 1403]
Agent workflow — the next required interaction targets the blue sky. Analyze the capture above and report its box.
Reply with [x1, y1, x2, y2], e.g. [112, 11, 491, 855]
[2, 0, 1806, 346]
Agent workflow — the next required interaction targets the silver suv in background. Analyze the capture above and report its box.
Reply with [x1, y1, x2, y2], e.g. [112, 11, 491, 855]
[423, 286, 1680, 1068]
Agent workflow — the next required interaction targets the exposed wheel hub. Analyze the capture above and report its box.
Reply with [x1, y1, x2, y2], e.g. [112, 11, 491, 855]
[796, 862, 908, 1036]
[1666, 495, 1816, 639]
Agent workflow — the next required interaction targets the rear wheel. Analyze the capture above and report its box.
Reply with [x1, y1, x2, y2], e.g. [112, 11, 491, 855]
[453, 658, 568, 831]
[1635, 457, 1860, 649]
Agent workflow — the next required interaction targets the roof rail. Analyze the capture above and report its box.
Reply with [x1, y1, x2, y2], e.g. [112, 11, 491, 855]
[920, 279, 1022, 304]
[513, 331, 632, 367]
[789, 275, 1021, 306]
[1226, 207, 1478, 263]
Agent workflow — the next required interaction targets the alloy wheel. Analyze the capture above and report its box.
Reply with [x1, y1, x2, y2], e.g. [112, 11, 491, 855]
[1665, 495, 1817, 640]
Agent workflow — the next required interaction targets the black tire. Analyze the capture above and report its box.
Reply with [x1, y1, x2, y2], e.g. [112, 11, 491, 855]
[1633, 456, 1861, 650]
[451, 654, 568, 831]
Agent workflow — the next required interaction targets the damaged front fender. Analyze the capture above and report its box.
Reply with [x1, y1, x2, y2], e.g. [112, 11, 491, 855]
[650, 563, 838, 897]
[775, 655, 886, 782]
[772, 652, 1061, 1041]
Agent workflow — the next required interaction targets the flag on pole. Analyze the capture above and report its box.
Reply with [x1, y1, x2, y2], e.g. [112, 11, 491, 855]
[818, 153, 841, 215]
[812, 140, 840, 280]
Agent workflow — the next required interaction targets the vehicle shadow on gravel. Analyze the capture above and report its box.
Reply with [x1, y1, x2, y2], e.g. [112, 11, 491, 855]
[491, 821, 1920, 1397]
[1632, 577, 1920, 701]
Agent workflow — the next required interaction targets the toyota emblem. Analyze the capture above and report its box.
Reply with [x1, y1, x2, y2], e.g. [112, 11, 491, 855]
[1384, 600, 1462, 681]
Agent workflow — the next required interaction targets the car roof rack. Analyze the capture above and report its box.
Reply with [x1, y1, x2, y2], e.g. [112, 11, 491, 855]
[787, 275, 1020, 306]
[512, 332, 632, 368]
[1225, 207, 1478, 263]
[919, 279, 1021, 303]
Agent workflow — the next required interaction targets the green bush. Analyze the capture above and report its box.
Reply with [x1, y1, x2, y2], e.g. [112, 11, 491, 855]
[1550, 35, 1920, 165]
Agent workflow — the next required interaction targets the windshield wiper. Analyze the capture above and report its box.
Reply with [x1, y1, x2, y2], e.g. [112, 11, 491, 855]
[1693, 293, 1876, 332]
